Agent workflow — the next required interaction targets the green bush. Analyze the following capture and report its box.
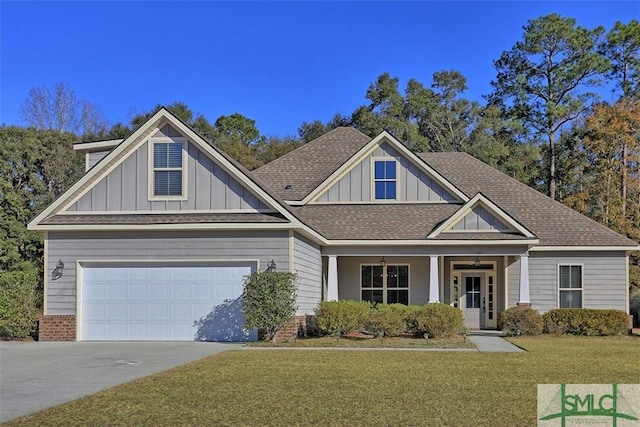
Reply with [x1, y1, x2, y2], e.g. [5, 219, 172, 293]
[414, 303, 464, 338]
[0, 270, 39, 339]
[314, 300, 370, 337]
[543, 309, 629, 336]
[363, 305, 406, 338]
[630, 287, 640, 327]
[498, 306, 543, 336]
[242, 271, 297, 342]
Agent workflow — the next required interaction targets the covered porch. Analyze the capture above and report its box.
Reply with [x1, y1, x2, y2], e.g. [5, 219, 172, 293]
[322, 246, 532, 329]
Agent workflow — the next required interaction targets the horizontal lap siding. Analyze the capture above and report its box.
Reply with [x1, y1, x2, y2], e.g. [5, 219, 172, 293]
[528, 252, 628, 313]
[337, 257, 429, 305]
[292, 234, 322, 315]
[46, 230, 290, 315]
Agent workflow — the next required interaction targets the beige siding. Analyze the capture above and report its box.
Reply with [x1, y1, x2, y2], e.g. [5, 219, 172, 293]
[46, 230, 290, 315]
[316, 142, 457, 203]
[506, 252, 628, 313]
[337, 256, 429, 305]
[292, 234, 322, 314]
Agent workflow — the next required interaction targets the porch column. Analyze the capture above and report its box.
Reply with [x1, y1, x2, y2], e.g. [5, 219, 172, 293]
[428, 255, 440, 303]
[327, 256, 339, 301]
[517, 251, 531, 306]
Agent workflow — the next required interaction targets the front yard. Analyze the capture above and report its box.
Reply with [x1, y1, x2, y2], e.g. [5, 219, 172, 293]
[6, 336, 639, 426]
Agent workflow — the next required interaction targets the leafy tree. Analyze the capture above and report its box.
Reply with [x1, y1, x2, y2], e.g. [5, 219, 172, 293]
[242, 271, 297, 342]
[254, 135, 302, 166]
[20, 82, 107, 136]
[601, 20, 640, 99]
[491, 13, 608, 200]
[214, 113, 259, 145]
[0, 270, 39, 339]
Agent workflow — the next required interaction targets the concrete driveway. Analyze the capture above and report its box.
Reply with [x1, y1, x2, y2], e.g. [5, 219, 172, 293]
[0, 341, 240, 422]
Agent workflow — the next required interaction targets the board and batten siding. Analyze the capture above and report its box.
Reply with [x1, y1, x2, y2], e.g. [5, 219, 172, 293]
[336, 256, 429, 305]
[292, 234, 322, 314]
[316, 142, 457, 203]
[45, 230, 290, 315]
[87, 151, 110, 170]
[507, 252, 628, 313]
[68, 139, 270, 212]
[450, 206, 510, 231]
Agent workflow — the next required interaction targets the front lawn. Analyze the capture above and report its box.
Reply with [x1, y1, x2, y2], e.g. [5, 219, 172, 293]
[249, 334, 475, 348]
[6, 336, 639, 426]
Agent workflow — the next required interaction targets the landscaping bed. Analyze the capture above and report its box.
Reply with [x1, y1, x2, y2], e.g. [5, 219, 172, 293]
[249, 332, 475, 348]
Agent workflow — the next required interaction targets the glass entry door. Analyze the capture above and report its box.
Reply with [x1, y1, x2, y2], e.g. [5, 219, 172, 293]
[461, 274, 483, 329]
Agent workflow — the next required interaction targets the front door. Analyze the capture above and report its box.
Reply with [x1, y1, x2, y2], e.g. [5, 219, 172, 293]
[461, 274, 484, 329]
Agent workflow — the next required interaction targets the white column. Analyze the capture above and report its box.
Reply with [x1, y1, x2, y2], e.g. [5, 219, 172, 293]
[518, 251, 531, 306]
[327, 256, 339, 301]
[428, 255, 440, 303]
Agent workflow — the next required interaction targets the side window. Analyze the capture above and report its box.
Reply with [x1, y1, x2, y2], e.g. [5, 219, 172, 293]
[374, 160, 396, 200]
[558, 265, 582, 308]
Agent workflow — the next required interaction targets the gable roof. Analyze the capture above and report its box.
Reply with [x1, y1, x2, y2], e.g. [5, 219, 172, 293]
[419, 152, 638, 248]
[27, 108, 322, 241]
[252, 127, 371, 201]
[428, 193, 536, 239]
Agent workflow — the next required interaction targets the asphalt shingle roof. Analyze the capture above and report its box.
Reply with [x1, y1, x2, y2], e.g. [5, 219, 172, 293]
[418, 152, 638, 247]
[294, 204, 460, 240]
[252, 127, 371, 201]
[41, 213, 288, 225]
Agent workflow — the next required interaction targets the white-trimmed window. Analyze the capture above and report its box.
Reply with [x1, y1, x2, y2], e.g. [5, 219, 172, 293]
[151, 141, 184, 197]
[558, 265, 582, 308]
[361, 264, 409, 304]
[373, 160, 397, 200]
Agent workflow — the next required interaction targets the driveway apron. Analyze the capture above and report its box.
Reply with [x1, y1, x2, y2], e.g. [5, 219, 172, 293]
[0, 341, 239, 423]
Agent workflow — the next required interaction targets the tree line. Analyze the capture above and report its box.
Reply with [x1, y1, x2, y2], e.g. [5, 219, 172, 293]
[1, 14, 639, 312]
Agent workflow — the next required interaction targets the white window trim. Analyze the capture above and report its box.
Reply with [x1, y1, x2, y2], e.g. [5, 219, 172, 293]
[148, 138, 188, 201]
[370, 157, 399, 201]
[360, 263, 410, 304]
[557, 263, 584, 309]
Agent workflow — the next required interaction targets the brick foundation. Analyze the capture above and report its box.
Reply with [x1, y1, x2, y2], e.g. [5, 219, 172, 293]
[39, 315, 76, 341]
[259, 315, 310, 342]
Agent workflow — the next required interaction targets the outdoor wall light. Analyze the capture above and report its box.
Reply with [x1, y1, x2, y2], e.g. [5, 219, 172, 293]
[380, 257, 386, 267]
[51, 259, 64, 280]
[474, 252, 481, 268]
[266, 259, 277, 272]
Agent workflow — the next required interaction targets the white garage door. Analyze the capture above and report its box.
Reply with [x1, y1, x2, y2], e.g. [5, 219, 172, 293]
[80, 263, 256, 341]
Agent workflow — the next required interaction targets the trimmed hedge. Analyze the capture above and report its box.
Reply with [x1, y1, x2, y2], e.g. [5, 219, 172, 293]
[414, 303, 465, 338]
[315, 300, 370, 337]
[363, 304, 406, 338]
[498, 306, 543, 336]
[543, 309, 629, 336]
[0, 270, 40, 339]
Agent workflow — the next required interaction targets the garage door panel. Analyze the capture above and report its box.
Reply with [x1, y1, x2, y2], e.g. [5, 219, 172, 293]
[81, 264, 255, 341]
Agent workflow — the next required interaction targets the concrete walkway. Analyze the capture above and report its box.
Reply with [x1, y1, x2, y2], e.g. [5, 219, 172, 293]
[467, 331, 524, 352]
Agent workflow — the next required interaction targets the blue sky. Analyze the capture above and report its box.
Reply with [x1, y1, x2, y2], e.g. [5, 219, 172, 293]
[1, 1, 638, 137]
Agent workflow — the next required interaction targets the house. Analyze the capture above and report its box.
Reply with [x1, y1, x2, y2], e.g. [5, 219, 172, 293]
[28, 108, 639, 341]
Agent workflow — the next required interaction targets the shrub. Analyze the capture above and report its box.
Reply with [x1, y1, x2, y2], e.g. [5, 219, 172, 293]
[498, 306, 543, 336]
[414, 303, 464, 338]
[0, 270, 39, 339]
[363, 305, 406, 338]
[314, 300, 370, 337]
[242, 271, 297, 342]
[630, 287, 640, 327]
[543, 309, 629, 336]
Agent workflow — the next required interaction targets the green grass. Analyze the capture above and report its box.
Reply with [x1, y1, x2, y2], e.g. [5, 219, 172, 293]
[249, 334, 475, 348]
[5, 336, 639, 426]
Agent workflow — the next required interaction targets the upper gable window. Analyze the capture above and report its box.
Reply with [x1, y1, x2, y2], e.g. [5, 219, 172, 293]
[374, 160, 397, 200]
[151, 141, 185, 198]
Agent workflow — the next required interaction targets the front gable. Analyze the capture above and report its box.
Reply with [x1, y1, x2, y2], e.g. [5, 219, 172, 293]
[307, 132, 468, 204]
[428, 193, 536, 239]
[28, 108, 307, 232]
[64, 125, 270, 213]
